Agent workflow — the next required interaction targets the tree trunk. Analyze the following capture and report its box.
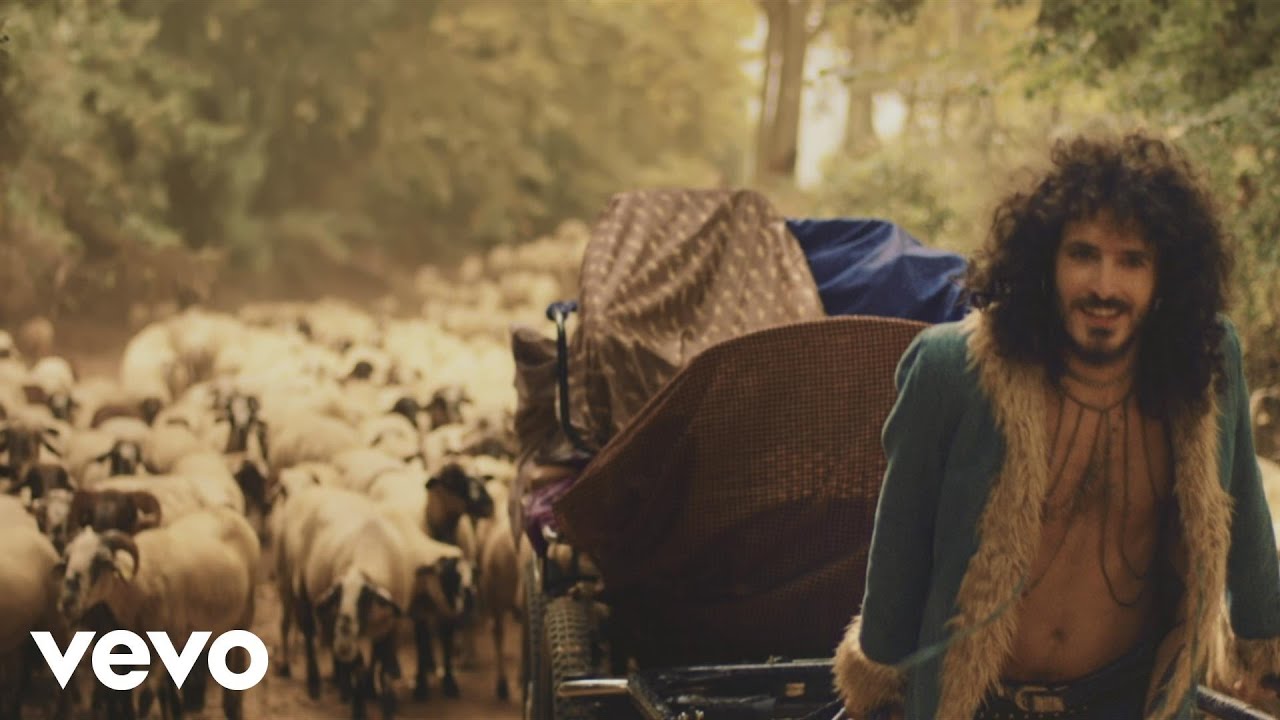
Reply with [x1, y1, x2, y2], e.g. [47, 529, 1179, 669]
[755, 0, 812, 183]
[842, 20, 878, 156]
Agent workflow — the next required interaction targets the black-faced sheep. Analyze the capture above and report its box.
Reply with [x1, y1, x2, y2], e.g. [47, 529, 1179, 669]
[56, 508, 259, 720]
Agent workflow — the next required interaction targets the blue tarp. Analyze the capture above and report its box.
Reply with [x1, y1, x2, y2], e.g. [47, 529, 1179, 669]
[786, 218, 970, 324]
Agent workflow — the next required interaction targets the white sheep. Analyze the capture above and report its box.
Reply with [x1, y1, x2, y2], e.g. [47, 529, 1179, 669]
[359, 409, 423, 461]
[142, 424, 209, 475]
[94, 416, 152, 447]
[56, 507, 259, 720]
[0, 508, 65, 718]
[169, 450, 249, 515]
[264, 412, 362, 478]
[119, 322, 182, 406]
[27, 355, 76, 397]
[279, 487, 414, 714]
[0, 329, 18, 361]
[1, 408, 65, 484]
[329, 447, 408, 495]
[92, 458, 243, 527]
[275, 485, 471, 707]
[0, 494, 37, 530]
[62, 429, 145, 490]
[475, 478, 525, 701]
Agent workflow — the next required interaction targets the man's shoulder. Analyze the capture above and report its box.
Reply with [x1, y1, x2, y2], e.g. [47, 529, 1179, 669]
[905, 315, 978, 372]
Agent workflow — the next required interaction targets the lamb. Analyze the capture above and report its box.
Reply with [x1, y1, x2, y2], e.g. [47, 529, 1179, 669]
[56, 507, 260, 720]
[0, 507, 66, 718]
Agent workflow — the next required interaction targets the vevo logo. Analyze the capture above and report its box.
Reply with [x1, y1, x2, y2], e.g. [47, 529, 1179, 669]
[31, 630, 269, 691]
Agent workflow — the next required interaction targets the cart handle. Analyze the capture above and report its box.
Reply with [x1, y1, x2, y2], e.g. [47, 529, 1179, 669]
[545, 300, 592, 453]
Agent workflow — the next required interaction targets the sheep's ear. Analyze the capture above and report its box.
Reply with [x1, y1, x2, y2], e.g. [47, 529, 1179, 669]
[22, 384, 46, 404]
[316, 583, 342, 614]
[113, 548, 137, 582]
[41, 434, 63, 458]
[367, 584, 402, 617]
[266, 483, 287, 507]
[50, 559, 67, 580]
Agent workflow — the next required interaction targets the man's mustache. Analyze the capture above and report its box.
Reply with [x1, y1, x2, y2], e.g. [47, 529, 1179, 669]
[1073, 295, 1131, 313]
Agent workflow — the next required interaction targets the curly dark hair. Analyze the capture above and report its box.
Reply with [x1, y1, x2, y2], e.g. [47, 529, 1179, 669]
[965, 131, 1233, 421]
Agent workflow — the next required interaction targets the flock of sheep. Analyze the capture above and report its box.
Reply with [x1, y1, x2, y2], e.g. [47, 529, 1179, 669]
[0, 224, 587, 720]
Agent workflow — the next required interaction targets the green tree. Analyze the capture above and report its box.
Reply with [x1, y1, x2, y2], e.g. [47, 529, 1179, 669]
[1025, 0, 1280, 383]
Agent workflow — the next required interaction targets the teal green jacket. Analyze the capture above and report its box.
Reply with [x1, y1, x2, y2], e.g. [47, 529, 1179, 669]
[833, 311, 1280, 720]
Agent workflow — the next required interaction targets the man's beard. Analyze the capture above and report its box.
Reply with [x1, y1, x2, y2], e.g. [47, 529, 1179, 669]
[1066, 328, 1141, 367]
[1061, 295, 1147, 367]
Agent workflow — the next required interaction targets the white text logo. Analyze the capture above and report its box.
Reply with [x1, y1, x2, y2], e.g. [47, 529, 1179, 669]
[31, 630, 269, 691]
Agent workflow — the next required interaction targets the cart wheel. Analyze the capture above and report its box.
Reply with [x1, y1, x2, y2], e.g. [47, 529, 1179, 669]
[543, 595, 595, 720]
[522, 555, 547, 720]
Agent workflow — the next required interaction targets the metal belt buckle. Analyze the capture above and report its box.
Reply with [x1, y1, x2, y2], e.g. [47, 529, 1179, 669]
[1013, 685, 1067, 713]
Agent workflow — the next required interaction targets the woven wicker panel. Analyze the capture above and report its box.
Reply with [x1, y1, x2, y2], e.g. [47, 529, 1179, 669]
[554, 316, 928, 666]
[568, 188, 826, 450]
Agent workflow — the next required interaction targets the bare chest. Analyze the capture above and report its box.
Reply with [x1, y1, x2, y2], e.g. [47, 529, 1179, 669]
[1039, 392, 1172, 529]
[1006, 389, 1176, 679]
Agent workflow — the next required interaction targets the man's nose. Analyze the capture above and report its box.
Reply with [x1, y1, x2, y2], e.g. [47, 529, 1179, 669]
[1089, 258, 1121, 297]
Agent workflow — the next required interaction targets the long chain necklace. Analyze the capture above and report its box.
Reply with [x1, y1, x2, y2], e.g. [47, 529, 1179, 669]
[1024, 383, 1169, 607]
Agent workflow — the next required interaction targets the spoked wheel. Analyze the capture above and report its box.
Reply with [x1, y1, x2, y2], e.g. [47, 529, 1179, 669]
[522, 554, 547, 720]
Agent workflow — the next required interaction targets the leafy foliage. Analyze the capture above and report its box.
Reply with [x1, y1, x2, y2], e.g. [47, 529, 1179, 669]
[0, 0, 754, 320]
[1025, 0, 1280, 383]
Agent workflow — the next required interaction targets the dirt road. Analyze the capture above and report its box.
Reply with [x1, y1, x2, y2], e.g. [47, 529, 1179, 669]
[245, 582, 524, 720]
[19, 578, 523, 720]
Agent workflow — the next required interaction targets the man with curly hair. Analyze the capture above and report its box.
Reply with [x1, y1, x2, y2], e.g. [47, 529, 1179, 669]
[833, 132, 1280, 719]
